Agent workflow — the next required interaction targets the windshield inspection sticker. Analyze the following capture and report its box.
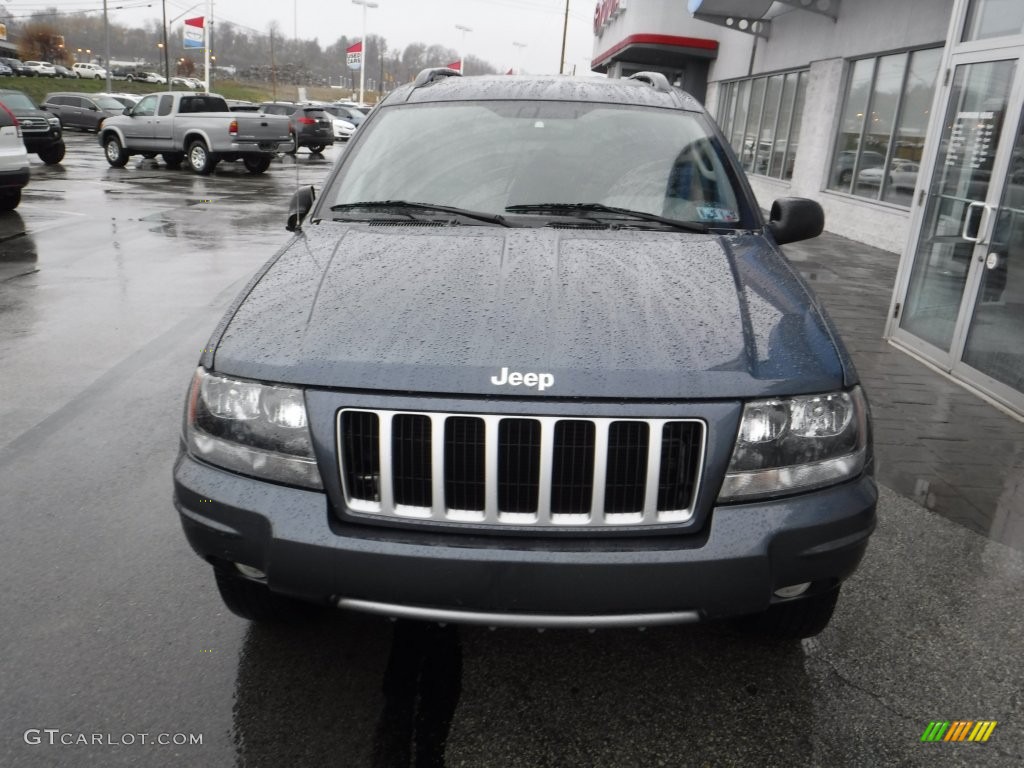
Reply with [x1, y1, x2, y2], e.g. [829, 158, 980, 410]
[696, 206, 739, 222]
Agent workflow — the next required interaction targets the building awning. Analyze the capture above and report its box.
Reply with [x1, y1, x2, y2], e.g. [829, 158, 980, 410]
[688, 0, 840, 38]
[592, 33, 719, 73]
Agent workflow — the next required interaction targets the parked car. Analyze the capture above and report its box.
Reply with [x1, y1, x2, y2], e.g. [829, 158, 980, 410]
[325, 103, 366, 127]
[42, 92, 126, 132]
[225, 99, 260, 112]
[0, 89, 64, 164]
[175, 70, 876, 640]
[129, 72, 166, 84]
[258, 101, 334, 153]
[318, 104, 360, 140]
[72, 63, 107, 80]
[1, 58, 36, 77]
[99, 91, 292, 174]
[834, 150, 885, 185]
[170, 77, 198, 89]
[98, 92, 139, 110]
[0, 102, 29, 209]
[53, 64, 77, 79]
[0, 62, 12, 77]
[23, 61, 57, 77]
[856, 159, 920, 191]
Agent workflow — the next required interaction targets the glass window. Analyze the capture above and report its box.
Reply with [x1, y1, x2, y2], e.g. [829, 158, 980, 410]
[753, 74, 783, 176]
[133, 95, 158, 117]
[963, 0, 1024, 42]
[716, 69, 808, 181]
[729, 79, 750, 159]
[741, 77, 766, 172]
[882, 48, 943, 205]
[829, 48, 941, 204]
[158, 95, 174, 116]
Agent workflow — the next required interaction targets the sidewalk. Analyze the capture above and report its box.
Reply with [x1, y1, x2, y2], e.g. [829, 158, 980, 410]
[782, 231, 1024, 552]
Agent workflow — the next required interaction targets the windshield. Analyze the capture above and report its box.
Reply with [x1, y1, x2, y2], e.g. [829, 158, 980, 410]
[0, 93, 36, 110]
[325, 100, 749, 226]
[94, 96, 127, 110]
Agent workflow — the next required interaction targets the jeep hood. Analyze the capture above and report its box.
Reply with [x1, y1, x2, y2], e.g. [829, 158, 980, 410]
[212, 224, 851, 399]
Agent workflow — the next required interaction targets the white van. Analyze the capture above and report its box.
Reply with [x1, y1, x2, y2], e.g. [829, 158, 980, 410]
[72, 63, 107, 79]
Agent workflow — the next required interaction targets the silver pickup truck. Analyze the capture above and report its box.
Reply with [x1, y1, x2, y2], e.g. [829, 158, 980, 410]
[98, 92, 293, 174]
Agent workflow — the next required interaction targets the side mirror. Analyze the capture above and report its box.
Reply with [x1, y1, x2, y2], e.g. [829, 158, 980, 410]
[123, 107, 132, 115]
[768, 197, 824, 245]
[286, 185, 316, 232]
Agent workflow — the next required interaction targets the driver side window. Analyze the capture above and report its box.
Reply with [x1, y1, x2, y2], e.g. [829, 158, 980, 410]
[133, 95, 158, 117]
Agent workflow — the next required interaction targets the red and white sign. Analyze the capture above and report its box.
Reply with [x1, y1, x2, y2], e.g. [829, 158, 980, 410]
[346, 41, 362, 70]
[446, 60, 461, 71]
[183, 16, 204, 49]
[593, 0, 627, 35]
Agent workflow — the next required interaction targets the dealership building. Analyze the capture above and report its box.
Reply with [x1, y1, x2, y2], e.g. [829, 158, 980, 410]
[592, 0, 1024, 417]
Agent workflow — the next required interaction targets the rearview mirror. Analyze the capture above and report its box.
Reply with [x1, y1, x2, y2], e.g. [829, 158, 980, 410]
[286, 185, 316, 232]
[768, 197, 824, 245]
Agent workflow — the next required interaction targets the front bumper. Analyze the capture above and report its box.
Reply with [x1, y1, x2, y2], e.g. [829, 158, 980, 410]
[173, 450, 877, 624]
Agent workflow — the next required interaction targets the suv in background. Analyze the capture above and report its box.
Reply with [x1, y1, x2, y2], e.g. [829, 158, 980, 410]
[1, 58, 35, 77]
[258, 101, 334, 153]
[43, 92, 126, 132]
[0, 89, 64, 164]
[72, 63, 107, 80]
[0, 102, 30, 209]
[175, 70, 877, 640]
[23, 61, 57, 77]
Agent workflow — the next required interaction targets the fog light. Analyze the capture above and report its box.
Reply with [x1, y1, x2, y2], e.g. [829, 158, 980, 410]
[774, 582, 811, 598]
[235, 563, 266, 581]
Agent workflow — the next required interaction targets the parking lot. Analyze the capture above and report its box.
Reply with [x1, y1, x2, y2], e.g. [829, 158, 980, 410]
[1, 130, 1022, 767]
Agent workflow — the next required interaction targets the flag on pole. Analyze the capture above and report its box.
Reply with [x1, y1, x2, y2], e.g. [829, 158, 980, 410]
[346, 41, 363, 71]
[183, 16, 205, 49]
[506, 68, 514, 75]
[446, 61, 461, 72]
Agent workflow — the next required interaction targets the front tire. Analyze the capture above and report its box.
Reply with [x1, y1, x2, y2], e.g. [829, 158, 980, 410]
[214, 568, 317, 623]
[0, 188, 21, 210]
[187, 139, 215, 174]
[243, 156, 272, 174]
[37, 142, 66, 165]
[308, 144, 325, 154]
[103, 135, 128, 167]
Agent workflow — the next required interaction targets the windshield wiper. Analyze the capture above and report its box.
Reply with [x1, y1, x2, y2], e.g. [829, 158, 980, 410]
[505, 202, 708, 233]
[330, 200, 510, 227]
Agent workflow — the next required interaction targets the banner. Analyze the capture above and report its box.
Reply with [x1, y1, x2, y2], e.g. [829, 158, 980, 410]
[446, 60, 461, 72]
[346, 41, 362, 71]
[183, 16, 204, 49]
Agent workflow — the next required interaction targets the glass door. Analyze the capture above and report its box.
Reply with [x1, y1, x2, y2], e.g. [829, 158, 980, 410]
[891, 44, 1024, 412]
[896, 57, 1019, 353]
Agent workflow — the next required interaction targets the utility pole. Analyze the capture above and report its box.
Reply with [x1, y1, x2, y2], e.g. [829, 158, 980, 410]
[162, 0, 170, 86]
[270, 29, 277, 100]
[103, 0, 112, 91]
[559, 0, 569, 74]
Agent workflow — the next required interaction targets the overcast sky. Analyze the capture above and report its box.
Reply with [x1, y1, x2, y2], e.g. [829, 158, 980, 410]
[95, 0, 597, 75]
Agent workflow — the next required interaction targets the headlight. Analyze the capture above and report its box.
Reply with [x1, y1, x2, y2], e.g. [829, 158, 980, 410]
[718, 387, 869, 502]
[184, 368, 323, 489]
[47, 117, 59, 126]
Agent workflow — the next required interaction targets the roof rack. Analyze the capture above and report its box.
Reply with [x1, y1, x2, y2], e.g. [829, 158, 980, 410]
[413, 67, 463, 89]
[627, 71, 672, 93]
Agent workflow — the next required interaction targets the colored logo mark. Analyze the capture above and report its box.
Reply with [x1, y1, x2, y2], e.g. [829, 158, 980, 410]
[921, 721, 997, 742]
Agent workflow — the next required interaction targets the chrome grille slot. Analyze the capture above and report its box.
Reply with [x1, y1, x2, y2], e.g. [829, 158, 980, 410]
[337, 409, 705, 529]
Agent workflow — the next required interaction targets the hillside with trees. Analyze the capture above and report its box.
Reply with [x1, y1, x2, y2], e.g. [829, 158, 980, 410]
[1, 4, 499, 93]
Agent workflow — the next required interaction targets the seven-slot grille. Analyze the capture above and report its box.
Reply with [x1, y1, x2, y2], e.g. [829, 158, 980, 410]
[337, 409, 705, 528]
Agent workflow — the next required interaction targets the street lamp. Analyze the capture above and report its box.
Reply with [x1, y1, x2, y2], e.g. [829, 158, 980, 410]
[512, 41, 526, 75]
[455, 24, 472, 74]
[352, 0, 378, 106]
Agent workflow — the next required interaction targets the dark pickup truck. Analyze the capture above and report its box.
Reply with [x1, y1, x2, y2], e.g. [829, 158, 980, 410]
[173, 69, 876, 639]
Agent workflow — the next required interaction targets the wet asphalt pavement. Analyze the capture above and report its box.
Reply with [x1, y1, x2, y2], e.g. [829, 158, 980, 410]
[1, 132, 1022, 767]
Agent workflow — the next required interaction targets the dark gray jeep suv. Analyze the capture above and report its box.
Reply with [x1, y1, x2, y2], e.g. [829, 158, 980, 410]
[174, 70, 876, 639]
